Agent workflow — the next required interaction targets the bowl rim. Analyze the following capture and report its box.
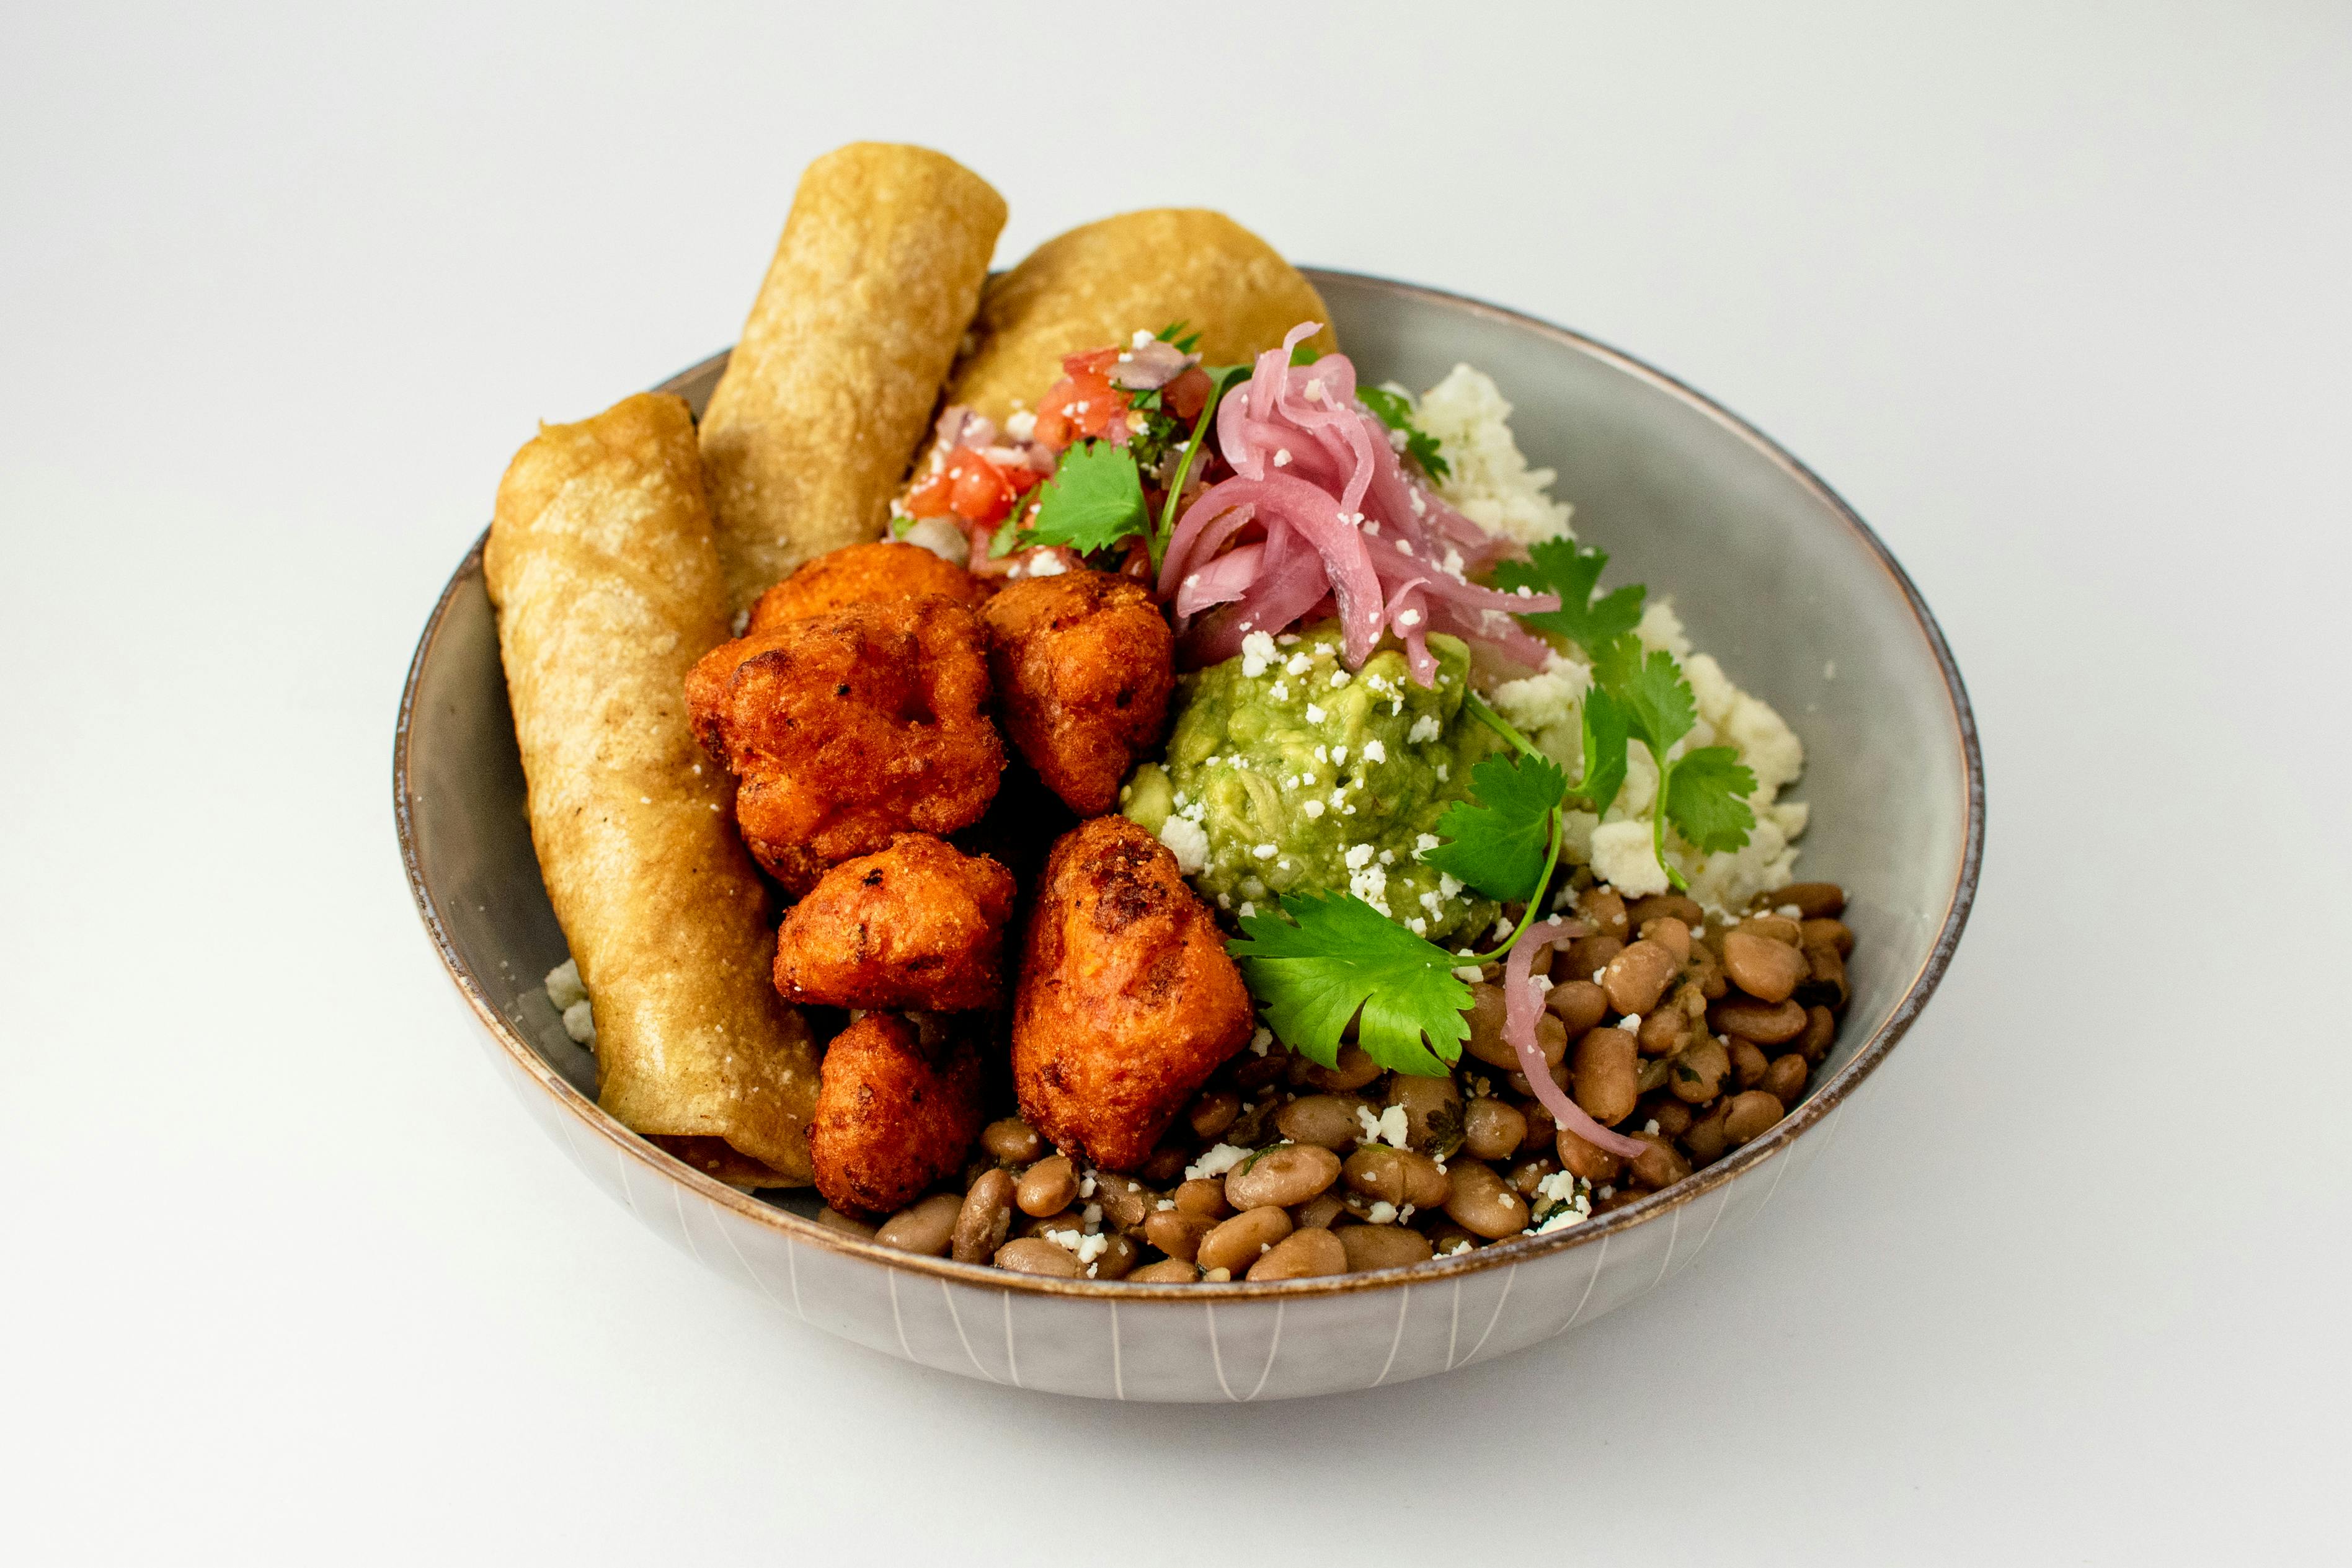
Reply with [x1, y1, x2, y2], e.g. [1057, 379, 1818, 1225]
[394, 267, 1984, 1302]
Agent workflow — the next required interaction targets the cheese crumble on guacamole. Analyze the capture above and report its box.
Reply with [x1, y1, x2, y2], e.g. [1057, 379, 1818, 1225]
[1122, 624, 1502, 944]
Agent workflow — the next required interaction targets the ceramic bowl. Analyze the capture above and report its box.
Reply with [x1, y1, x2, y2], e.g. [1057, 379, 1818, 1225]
[395, 269, 1982, 1402]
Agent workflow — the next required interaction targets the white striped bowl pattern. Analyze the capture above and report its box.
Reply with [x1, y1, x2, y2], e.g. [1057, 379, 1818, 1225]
[397, 271, 1982, 1401]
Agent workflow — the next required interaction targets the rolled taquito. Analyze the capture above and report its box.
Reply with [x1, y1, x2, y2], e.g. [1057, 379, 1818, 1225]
[943, 209, 1338, 425]
[487, 391, 820, 1186]
[700, 142, 1006, 613]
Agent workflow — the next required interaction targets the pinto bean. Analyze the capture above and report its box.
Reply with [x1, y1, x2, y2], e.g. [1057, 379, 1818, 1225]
[1173, 1178, 1231, 1219]
[1762, 1052, 1809, 1105]
[1225, 1144, 1342, 1211]
[1463, 982, 1514, 1068]
[1276, 1094, 1371, 1149]
[875, 1192, 963, 1257]
[1637, 1007, 1691, 1057]
[1669, 1035, 1731, 1104]
[1770, 882, 1847, 919]
[1139, 1145, 1190, 1185]
[1197, 1206, 1292, 1275]
[1247, 1227, 1347, 1281]
[1729, 1037, 1770, 1088]
[1638, 916, 1693, 964]
[1724, 1091, 1786, 1145]
[1143, 1209, 1214, 1263]
[1187, 1090, 1240, 1142]
[1800, 942, 1849, 1010]
[1129, 1258, 1202, 1283]
[1294, 1192, 1347, 1229]
[1336, 1224, 1435, 1272]
[1710, 996, 1809, 1045]
[1626, 892, 1704, 929]
[1645, 1098, 1694, 1137]
[1462, 1097, 1527, 1161]
[1442, 1161, 1529, 1239]
[1681, 1100, 1731, 1164]
[1386, 1073, 1465, 1153]
[1801, 917, 1855, 957]
[1302, 1042, 1383, 1092]
[1554, 1123, 1624, 1183]
[994, 1238, 1081, 1277]
[1603, 939, 1680, 1016]
[1626, 1131, 1692, 1190]
[980, 1118, 1042, 1164]
[1798, 1004, 1837, 1062]
[1089, 1232, 1140, 1280]
[1722, 928, 1808, 1004]
[1563, 934, 1624, 983]
[1015, 1156, 1078, 1217]
[1518, 1097, 1557, 1155]
[1544, 978, 1609, 1035]
[1572, 1027, 1640, 1127]
[1578, 885, 1630, 939]
[1089, 1171, 1152, 1229]
[1741, 914, 1804, 947]
[952, 1168, 1016, 1264]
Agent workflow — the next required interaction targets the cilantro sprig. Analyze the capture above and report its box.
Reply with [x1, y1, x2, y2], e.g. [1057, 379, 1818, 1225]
[1477, 544, 1759, 890]
[1024, 441, 1147, 556]
[1230, 893, 1473, 1076]
[1357, 385, 1451, 481]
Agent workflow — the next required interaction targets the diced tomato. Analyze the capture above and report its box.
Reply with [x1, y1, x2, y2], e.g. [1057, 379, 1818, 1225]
[926, 448, 1043, 526]
[1165, 365, 1212, 422]
[903, 470, 956, 518]
[1032, 346, 1133, 452]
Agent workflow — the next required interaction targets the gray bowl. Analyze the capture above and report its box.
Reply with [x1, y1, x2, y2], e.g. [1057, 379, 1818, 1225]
[395, 269, 1982, 1401]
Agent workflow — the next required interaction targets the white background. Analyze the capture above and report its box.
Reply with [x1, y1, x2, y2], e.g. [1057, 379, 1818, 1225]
[4, 2, 2346, 1561]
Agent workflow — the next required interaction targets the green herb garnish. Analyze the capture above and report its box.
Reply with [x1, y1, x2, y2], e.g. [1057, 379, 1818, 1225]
[1356, 385, 1451, 481]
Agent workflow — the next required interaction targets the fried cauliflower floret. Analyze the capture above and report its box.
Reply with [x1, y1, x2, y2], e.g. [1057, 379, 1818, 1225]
[979, 568, 1174, 816]
[747, 540, 987, 633]
[685, 596, 1003, 894]
[807, 1013, 985, 1218]
[773, 833, 1016, 1012]
[1012, 815, 1252, 1171]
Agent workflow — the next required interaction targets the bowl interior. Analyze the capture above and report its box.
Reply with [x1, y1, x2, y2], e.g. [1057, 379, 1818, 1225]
[399, 272, 1978, 1249]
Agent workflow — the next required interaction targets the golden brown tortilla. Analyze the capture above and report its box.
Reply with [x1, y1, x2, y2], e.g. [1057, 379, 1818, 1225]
[699, 143, 1006, 613]
[944, 209, 1338, 424]
[486, 391, 819, 1186]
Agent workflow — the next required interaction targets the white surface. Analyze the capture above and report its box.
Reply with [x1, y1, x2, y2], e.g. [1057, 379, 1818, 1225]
[3, 2, 2346, 1559]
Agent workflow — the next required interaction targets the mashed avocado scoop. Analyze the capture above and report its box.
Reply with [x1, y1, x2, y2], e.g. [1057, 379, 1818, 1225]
[1122, 622, 1501, 946]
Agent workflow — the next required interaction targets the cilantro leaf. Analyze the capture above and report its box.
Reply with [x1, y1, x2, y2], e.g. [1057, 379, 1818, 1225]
[1229, 892, 1473, 1077]
[1424, 751, 1568, 901]
[1356, 385, 1452, 481]
[1025, 441, 1146, 556]
[1289, 343, 1321, 366]
[1663, 746, 1757, 854]
[1493, 539, 1646, 657]
[1592, 636, 1696, 757]
[1574, 683, 1631, 817]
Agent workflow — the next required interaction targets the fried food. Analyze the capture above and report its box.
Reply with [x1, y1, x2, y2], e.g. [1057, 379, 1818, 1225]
[701, 144, 1006, 613]
[773, 833, 1016, 1012]
[747, 540, 986, 634]
[686, 595, 1004, 895]
[945, 209, 1336, 425]
[484, 391, 820, 1185]
[1012, 816, 1253, 1171]
[980, 568, 1174, 816]
[808, 1013, 985, 1218]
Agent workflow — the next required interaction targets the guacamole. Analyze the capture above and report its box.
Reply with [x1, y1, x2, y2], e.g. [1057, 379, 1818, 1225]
[1122, 623, 1500, 945]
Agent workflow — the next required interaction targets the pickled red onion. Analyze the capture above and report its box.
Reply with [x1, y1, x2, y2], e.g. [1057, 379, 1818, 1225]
[1160, 321, 1561, 682]
[1502, 917, 1648, 1160]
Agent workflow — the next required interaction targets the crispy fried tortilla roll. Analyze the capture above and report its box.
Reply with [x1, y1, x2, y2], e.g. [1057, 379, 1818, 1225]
[487, 391, 820, 1186]
[945, 209, 1338, 424]
[701, 143, 1006, 613]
